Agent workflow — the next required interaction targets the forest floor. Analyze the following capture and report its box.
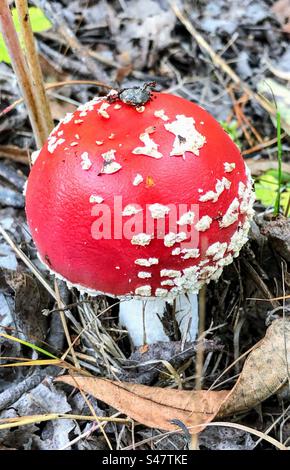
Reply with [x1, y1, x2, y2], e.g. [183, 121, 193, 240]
[0, 0, 290, 450]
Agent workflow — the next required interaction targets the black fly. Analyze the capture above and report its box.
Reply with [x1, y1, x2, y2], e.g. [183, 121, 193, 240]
[106, 82, 156, 107]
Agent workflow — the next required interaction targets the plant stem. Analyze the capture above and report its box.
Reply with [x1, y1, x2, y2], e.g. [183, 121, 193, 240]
[190, 286, 206, 450]
[15, 0, 54, 137]
[54, 279, 80, 369]
[274, 110, 282, 216]
[0, 79, 112, 118]
[0, 0, 45, 147]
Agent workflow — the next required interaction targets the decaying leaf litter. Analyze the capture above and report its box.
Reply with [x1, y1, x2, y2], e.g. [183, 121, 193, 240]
[0, 0, 290, 451]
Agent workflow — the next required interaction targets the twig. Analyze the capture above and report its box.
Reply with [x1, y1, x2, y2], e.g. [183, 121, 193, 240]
[60, 301, 122, 363]
[171, 3, 290, 134]
[190, 286, 206, 450]
[0, 0, 46, 146]
[228, 88, 254, 147]
[0, 225, 81, 365]
[15, 0, 54, 136]
[0, 224, 82, 369]
[0, 412, 130, 430]
[0, 80, 112, 118]
[0, 145, 31, 164]
[253, 403, 290, 449]
[0, 366, 58, 411]
[195, 289, 206, 391]
[67, 373, 114, 450]
[192, 421, 288, 450]
[209, 342, 257, 391]
[54, 279, 80, 369]
[59, 412, 124, 450]
[241, 258, 280, 309]
[265, 58, 290, 82]
[122, 420, 287, 450]
[0, 225, 56, 299]
[242, 134, 286, 156]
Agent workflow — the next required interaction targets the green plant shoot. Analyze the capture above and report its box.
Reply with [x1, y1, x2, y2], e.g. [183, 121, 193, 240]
[274, 109, 282, 215]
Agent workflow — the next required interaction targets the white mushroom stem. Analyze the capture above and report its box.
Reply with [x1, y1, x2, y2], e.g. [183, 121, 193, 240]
[119, 294, 199, 347]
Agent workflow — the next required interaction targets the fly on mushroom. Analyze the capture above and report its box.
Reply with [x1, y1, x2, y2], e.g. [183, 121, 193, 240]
[107, 82, 156, 107]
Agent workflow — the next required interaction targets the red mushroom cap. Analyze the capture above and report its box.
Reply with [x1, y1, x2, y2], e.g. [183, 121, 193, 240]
[25, 91, 255, 298]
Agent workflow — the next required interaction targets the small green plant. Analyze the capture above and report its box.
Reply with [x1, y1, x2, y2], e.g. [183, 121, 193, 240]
[255, 170, 290, 215]
[273, 109, 283, 215]
[220, 120, 241, 148]
[0, 7, 51, 64]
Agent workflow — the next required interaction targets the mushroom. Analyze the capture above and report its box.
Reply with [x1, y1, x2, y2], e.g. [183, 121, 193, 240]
[25, 87, 255, 346]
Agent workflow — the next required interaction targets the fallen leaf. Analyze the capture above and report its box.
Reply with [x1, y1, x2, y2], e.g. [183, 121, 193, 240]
[56, 376, 228, 433]
[56, 319, 290, 432]
[218, 318, 290, 417]
[272, 0, 290, 33]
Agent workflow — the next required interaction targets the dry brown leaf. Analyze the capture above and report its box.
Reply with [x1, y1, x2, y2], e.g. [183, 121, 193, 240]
[56, 319, 290, 432]
[219, 318, 290, 417]
[272, 0, 290, 32]
[55, 376, 228, 433]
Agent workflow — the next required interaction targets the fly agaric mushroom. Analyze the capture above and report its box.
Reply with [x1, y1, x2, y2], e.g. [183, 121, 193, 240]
[25, 86, 255, 346]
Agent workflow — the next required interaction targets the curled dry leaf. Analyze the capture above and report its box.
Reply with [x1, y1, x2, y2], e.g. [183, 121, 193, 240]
[218, 318, 290, 417]
[272, 0, 290, 33]
[55, 376, 228, 434]
[56, 319, 290, 432]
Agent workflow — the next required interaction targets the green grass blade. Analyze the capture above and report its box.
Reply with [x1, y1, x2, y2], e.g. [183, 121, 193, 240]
[274, 110, 282, 215]
[0, 332, 57, 359]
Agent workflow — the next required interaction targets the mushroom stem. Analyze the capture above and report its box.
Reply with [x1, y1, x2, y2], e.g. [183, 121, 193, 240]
[119, 294, 199, 347]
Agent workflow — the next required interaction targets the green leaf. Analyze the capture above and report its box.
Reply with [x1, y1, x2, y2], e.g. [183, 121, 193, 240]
[266, 169, 290, 184]
[12, 7, 52, 33]
[255, 171, 290, 215]
[0, 7, 52, 64]
[0, 332, 58, 359]
[0, 36, 11, 63]
[220, 120, 241, 148]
